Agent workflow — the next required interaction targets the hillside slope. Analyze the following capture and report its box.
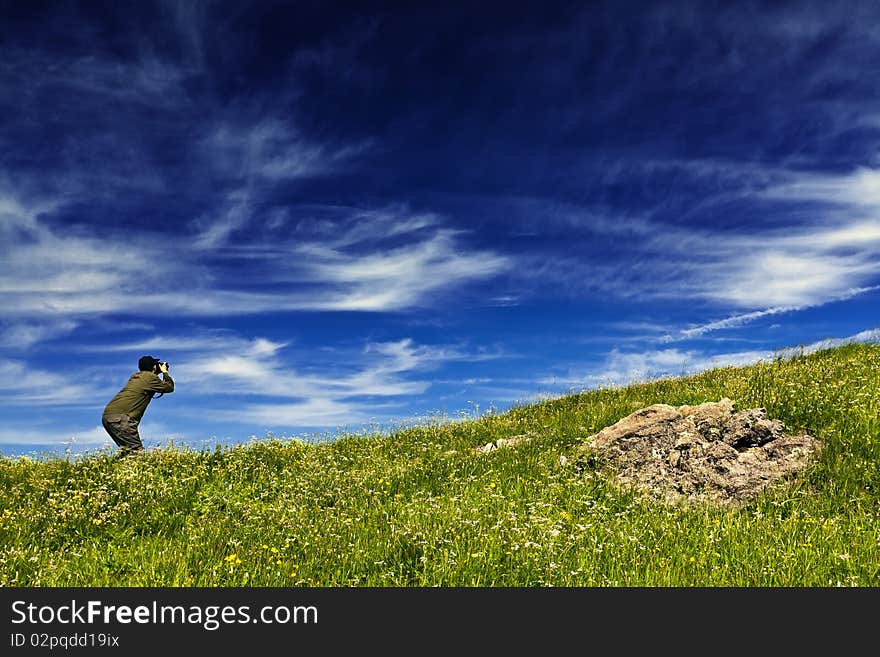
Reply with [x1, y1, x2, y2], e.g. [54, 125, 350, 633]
[1, 342, 878, 586]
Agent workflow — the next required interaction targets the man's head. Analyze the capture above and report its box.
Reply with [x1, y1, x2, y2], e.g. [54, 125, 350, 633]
[138, 355, 161, 372]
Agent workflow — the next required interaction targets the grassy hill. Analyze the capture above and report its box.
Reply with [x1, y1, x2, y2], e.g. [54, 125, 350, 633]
[1, 342, 878, 586]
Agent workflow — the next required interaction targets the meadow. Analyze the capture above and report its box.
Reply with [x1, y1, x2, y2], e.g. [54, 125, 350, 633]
[1, 342, 878, 586]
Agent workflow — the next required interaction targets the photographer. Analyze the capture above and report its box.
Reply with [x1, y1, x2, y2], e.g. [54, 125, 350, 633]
[102, 355, 175, 457]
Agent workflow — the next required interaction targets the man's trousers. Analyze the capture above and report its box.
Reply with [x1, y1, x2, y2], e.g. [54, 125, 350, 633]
[101, 413, 144, 456]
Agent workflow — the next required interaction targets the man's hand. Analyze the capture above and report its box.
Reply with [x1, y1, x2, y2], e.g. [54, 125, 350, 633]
[159, 362, 169, 375]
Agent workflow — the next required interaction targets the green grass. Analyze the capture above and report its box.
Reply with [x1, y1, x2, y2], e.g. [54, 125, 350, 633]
[1, 342, 879, 586]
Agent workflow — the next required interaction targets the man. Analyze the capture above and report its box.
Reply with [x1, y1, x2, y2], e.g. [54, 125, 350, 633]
[102, 355, 174, 457]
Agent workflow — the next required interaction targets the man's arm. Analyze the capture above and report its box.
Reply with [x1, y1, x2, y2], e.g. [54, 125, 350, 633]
[149, 365, 175, 393]
[158, 372, 174, 393]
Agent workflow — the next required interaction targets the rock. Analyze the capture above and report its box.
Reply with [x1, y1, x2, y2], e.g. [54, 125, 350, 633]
[574, 398, 821, 506]
[474, 434, 532, 454]
[722, 409, 783, 448]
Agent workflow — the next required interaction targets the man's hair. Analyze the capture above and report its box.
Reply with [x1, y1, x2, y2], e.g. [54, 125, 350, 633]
[138, 355, 160, 371]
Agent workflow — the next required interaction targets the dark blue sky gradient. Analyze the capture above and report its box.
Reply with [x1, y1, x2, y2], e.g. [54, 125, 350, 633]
[1, 1, 878, 456]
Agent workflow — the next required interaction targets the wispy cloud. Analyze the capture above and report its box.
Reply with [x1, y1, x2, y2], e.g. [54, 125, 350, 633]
[774, 327, 880, 358]
[103, 332, 500, 429]
[0, 359, 87, 405]
[0, 215, 188, 317]
[514, 163, 880, 314]
[660, 286, 880, 342]
[77, 331, 278, 355]
[0, 420, 189, 451]
[550, 327, 880, 391]
[0, 319, 79, 349]
[594, 348, 772, 387]
[0, 426, 110, 448]
[220, 397, 376, 429]
[191, 190, 256, 251]
[206, 119, 365, 183]
[540, 347, 767, 390]
[763, 167, 880, 207]
[0, 189, 511, 326]
[697, 171, 880, 308]
[176, 336, 485, 399]
[0, 326, 503, 436]
[0, 44, 193, 112]
[191, 120, 370, 249]
[291, 230, 510, 311]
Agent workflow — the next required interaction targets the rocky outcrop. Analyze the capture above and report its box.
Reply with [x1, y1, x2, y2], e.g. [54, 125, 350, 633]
[575, 398, 821, 506]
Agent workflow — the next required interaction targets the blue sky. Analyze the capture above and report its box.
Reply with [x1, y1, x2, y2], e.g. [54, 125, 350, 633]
[1, 1, 879, 457]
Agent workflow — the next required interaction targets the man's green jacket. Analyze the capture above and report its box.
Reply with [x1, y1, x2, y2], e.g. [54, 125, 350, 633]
[103, 371, 174, 422]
